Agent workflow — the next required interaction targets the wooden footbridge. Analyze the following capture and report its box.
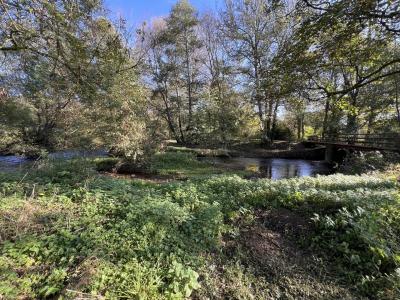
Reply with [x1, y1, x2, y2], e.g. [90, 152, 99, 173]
[306, 133, 400, 162]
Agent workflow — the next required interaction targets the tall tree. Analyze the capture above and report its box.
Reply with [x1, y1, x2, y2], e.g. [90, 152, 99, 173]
[167, 0, 203, 139]
[295, 0, 400, 96]
[145, 0, 203, 144]
[199, 12, 245, 144]
[0, 1, 158, 160]
[221, 0, 288, 143]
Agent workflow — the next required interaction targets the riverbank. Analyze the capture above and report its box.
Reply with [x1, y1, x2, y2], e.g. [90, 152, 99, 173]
[84, 152, 333, 181]
[0, 156, 399, 299]
[167, 141, 326, 160]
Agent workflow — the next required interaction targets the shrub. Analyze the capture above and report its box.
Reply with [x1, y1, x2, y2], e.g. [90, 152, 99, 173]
[339, 151, 400, 175]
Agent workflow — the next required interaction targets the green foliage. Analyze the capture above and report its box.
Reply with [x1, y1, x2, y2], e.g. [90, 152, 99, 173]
[311, 196, 400, 298]
[94, 157, 120, 172]
[149, 152, 224, 177]
[0, 0, 161, 161]
[271, 121, 294, 141]
[0, 157, 399, 298]
[151, 152, 200, 169]
[94, 152, 244, 179]
[0, 161, 223, 299]
[339, 151, 400, 175]
[33, 158, 96, 184]
[88, 69, 161, 163]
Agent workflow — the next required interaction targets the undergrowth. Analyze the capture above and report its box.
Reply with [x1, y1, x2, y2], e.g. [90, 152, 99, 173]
[0, 156, 399, 299]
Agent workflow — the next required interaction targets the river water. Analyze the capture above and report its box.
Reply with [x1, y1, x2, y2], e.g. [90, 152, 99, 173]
[0, 150, 107, 172]
[0, 155, 34, 172]
[200, 157, 332, 180]
[0, 151, 332, 180]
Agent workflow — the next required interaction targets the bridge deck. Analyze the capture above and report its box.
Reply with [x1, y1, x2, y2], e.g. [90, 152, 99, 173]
[307, 133, 400, 152]
[309, 141, 399, 151]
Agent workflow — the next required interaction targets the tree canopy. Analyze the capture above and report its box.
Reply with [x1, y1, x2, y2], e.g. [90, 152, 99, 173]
[0, 0, 399, 156]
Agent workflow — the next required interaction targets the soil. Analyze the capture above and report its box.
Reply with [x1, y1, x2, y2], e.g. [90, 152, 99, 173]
[223, 208, 365, 299]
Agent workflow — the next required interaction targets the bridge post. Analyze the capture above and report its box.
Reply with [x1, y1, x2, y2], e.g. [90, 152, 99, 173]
[325, 144, 335, 163]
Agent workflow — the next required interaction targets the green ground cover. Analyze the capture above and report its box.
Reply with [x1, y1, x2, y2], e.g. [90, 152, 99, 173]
[0, 153, 399, 299]
[96, 152, 250, 179]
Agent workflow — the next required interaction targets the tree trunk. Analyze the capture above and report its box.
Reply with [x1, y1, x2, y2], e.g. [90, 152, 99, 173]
[346, 90, 359, 135]
[322, 98, 330, 138]
[184, 29, 193, 132]
[175, 86, 186, 144]
[36, 122, 55, 150]
[254, 61, 267, 143]
[395, 74, 400, 125]
[297, 117, 301, 140]
[271, 99, 279, 141]
[161, 89, 179, 142]
[366, 107, 376, 135]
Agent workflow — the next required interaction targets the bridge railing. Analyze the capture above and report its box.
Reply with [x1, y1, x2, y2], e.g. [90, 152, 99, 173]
[308, 133, 400, 150]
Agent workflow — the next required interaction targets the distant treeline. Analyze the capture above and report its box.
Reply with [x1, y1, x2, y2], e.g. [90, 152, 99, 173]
[0, 0, 399, 161]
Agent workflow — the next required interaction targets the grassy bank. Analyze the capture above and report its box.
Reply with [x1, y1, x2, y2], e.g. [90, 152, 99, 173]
[95, 152, 250, 180]
[0, 154, 399, 299]
[166, 141, 326, 160]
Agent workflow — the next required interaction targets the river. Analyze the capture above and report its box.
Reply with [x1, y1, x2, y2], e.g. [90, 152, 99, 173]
[0, 150, 107, 172]
[0, 151, 332, 180]
[200, 157, 332, 180]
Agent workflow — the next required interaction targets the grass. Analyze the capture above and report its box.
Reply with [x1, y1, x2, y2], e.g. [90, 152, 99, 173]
[150, 152, 225, 177]
[0, 153, 399, 299]
[96, 152, 250, 180]
[166, 145, 231, 158]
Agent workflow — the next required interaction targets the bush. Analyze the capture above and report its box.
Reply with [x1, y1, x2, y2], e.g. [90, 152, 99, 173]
[339, 151, 400, 175]
[94, 158, 119, 172]
[33, 158, 95, 184]
[271, 122, 294, 141]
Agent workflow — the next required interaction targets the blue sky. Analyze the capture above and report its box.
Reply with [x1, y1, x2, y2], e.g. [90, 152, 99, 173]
[104, 0, 223, 28]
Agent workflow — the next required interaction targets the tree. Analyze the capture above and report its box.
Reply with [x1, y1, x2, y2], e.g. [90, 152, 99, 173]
[88, 69, 160, 163]
[221, 0, 290, 143]
[167, 0, 202, 134]
[278, 0, 400, 137]
[198, 12, 256, 144]
[285, 97, 307, 140]
[0, 0, 159, 161]
[145, 0, 203, 144]
[294, 0, 400, 97]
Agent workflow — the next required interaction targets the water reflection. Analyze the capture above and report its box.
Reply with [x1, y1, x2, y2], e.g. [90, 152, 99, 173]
[201, 157, 332, 180]
[0, 155, 34, 171]
[48, 149, 107, 160]
[0, 152, 333, 180]
[0, 149, 108, 172]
